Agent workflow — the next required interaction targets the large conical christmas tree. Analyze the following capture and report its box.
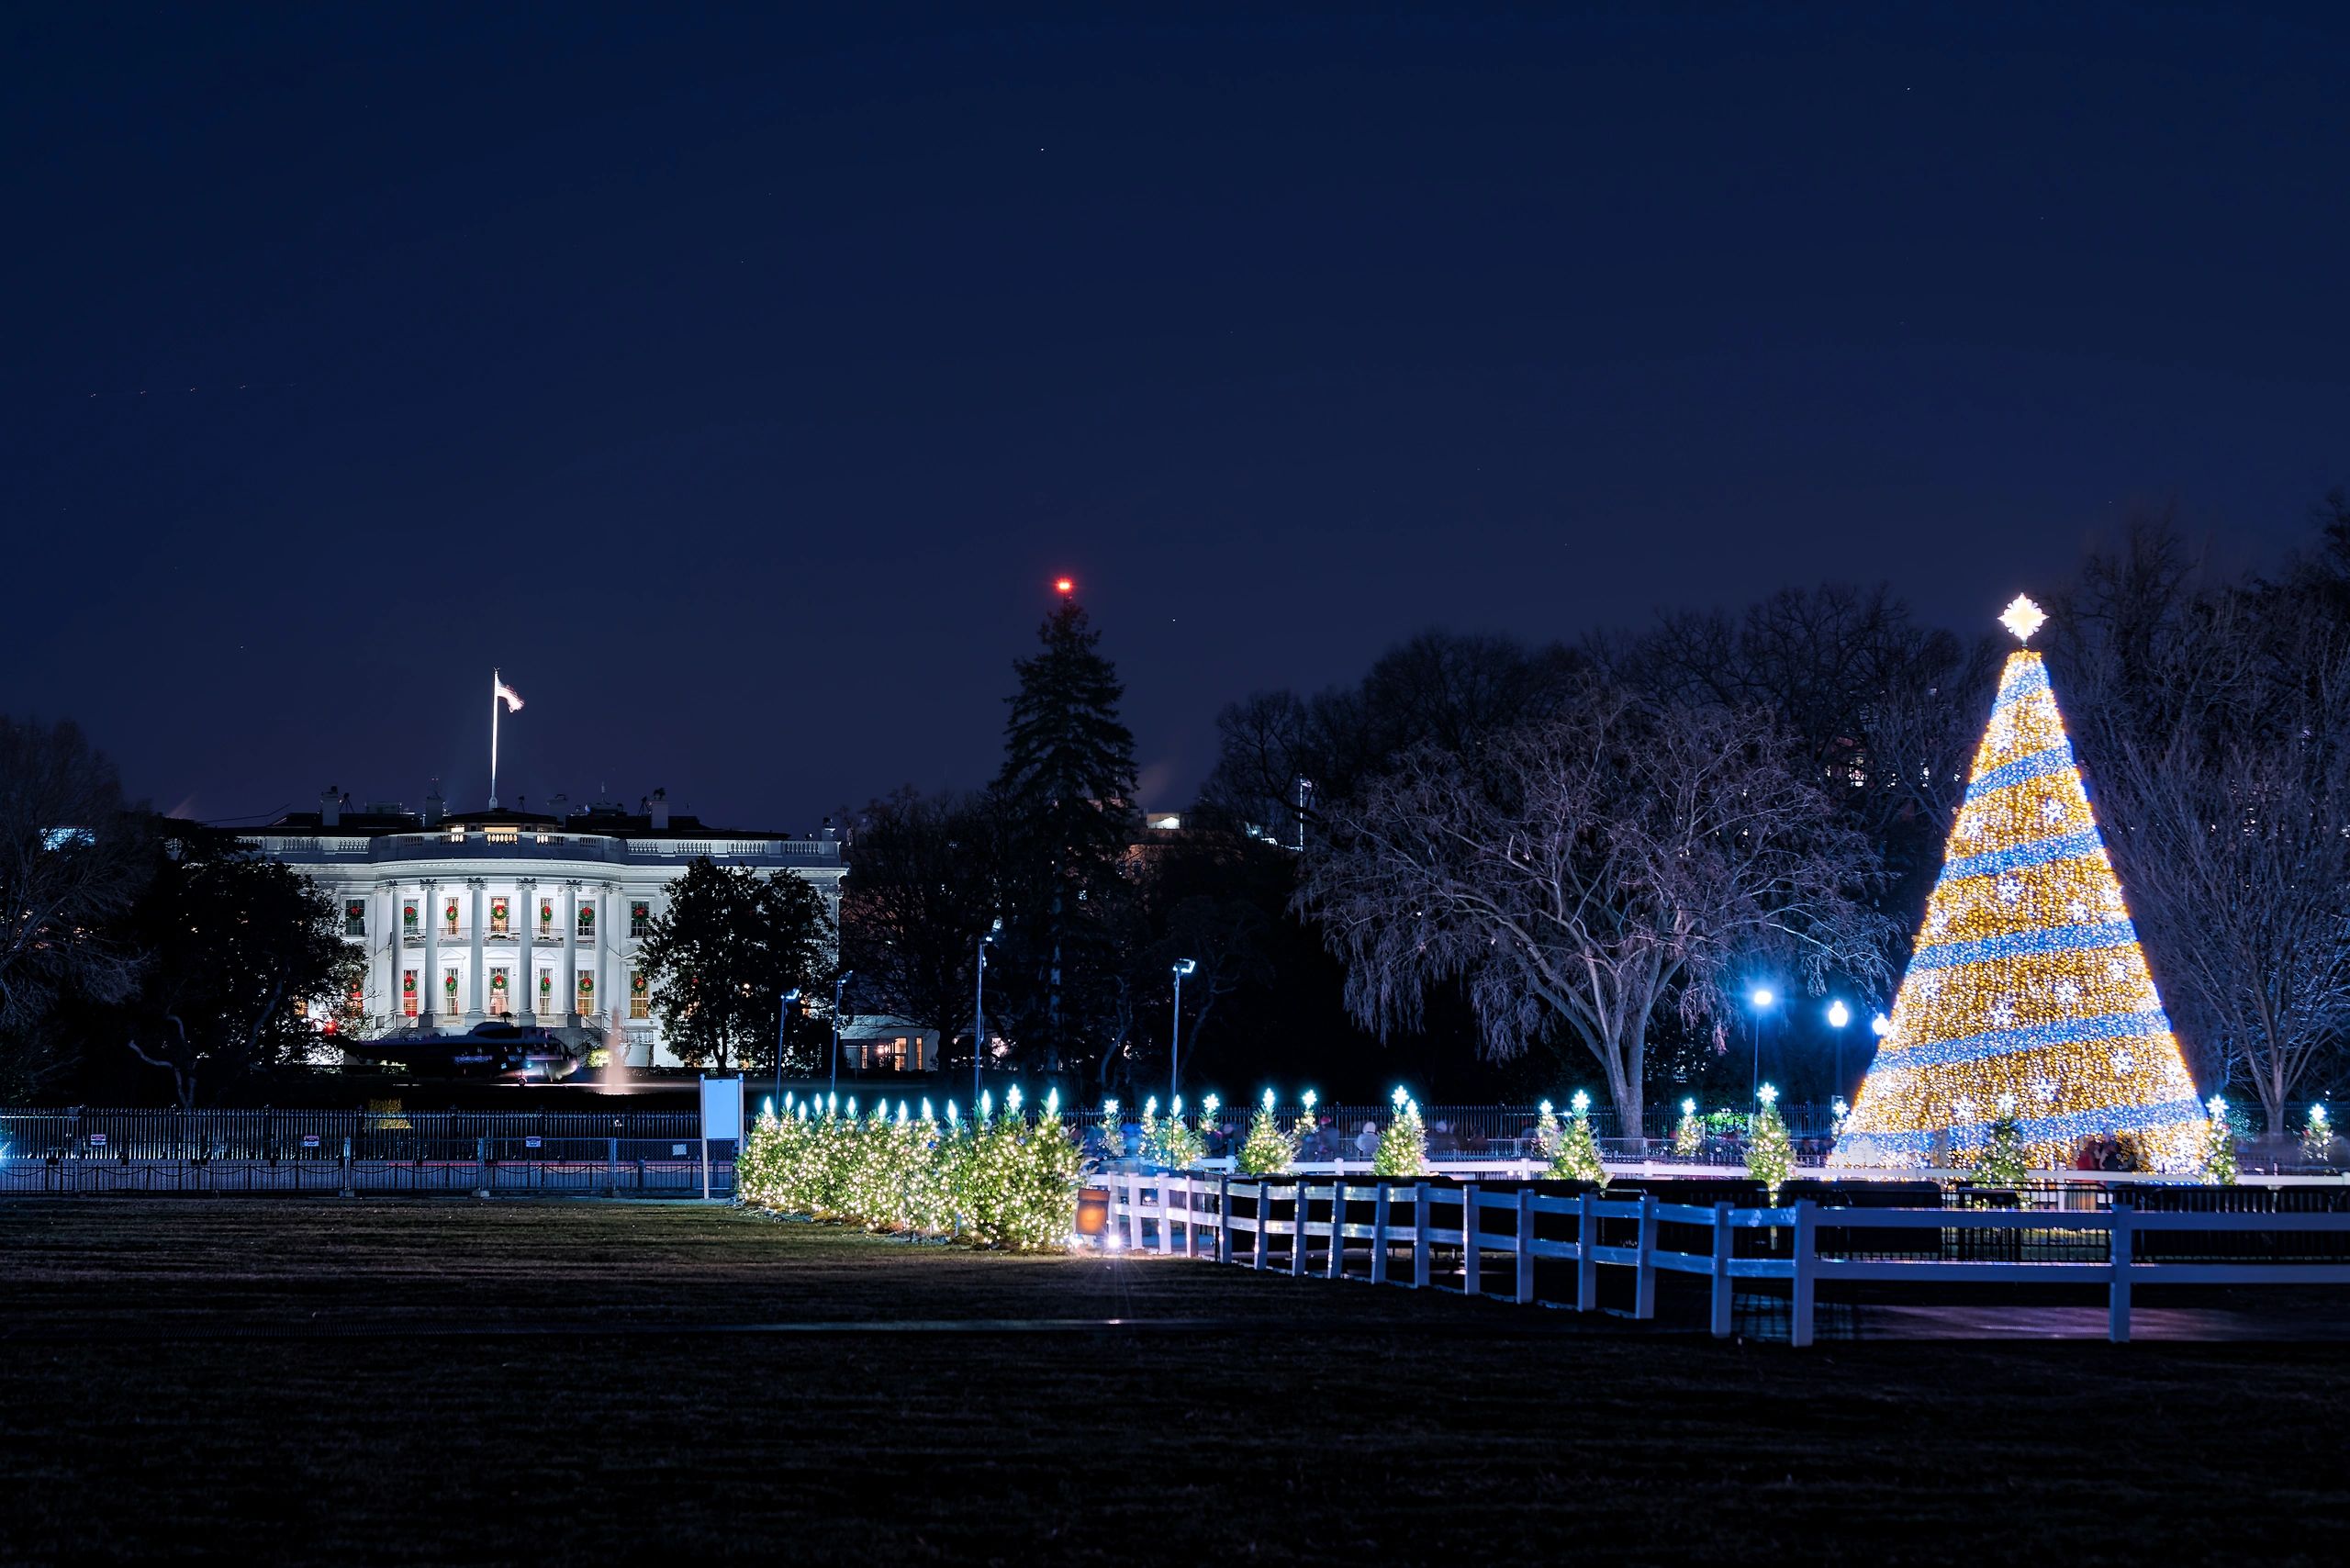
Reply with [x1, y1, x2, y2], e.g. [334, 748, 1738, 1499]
[1831, 595, 2207, 1173]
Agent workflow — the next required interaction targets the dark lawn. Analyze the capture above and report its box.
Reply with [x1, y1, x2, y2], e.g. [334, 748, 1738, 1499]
[0, 1199, 2340, 1566]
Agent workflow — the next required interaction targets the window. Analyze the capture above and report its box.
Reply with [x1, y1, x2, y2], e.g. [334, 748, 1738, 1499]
[344, 900, 366, 936]
[488, 969, 510, 1014]
[401, 969, 419, 1018]
[444, 898, 460, 936]
[442, 969, 460, 1015]
[576, 970, 595, 1012]
[540, 899, 554, 937]
[538, 971, 554, 1013]
[402, 900, 419, 937]
[576, 905, 595, 937]
[490, 898, 509, 936]
[869, 1036, 910, 1072]
[631, 900, 651, 937]
[629, 970, 649, 1020]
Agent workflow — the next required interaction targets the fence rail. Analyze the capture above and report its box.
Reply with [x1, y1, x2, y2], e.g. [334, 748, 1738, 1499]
[1102, 1174, 2350, 1345]
[2, 1152, 733, 1198]
[0, 1106, 704, 1163]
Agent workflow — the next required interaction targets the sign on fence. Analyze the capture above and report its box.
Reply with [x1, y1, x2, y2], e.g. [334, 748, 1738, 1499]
[87, 1133, 106, 1148]
[524, 1136, 542, 1150]
[301, 1134, 320, 1150]
[699, 1076, 742, 1201]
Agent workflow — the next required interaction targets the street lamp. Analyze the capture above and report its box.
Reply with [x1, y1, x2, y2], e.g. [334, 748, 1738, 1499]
[973, 918, 1000, 1108]
[1747, 987, 1775, 1108]
[1169, 958, 1197, 1107]
[828, 970, 855, 1099]
[1826, 999, 1851, 1105]
[775, 987, 801, 1113]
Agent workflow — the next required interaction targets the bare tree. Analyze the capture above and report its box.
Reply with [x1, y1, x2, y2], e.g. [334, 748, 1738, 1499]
[1298, 685, 1893, 1127]
[2053, 517, 2350, 1130]
[0, 717, 149, 1094]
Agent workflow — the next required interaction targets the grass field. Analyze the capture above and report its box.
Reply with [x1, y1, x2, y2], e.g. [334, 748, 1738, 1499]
[1, 1199, 2344, 1566]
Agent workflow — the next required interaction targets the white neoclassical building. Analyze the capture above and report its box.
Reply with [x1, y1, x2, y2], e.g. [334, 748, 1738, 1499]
[247, 786, 845, 1067]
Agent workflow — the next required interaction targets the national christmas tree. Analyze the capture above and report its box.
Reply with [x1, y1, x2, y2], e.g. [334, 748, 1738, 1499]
[1831, 596, 2207, 1173]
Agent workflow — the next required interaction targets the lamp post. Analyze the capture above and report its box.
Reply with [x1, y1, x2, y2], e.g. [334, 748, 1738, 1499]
[1826, 998, 1851, 1108]
[775, 988, 801, 1114]
[1169, 958, 1197, 1108]
[828, 970, 855, 1099]
[972, 918, 1000, 1109]
[1747, 987, 1775, 1108]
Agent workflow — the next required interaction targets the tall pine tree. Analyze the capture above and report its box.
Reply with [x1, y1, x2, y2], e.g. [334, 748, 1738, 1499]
[993, 590, 1139, 1072]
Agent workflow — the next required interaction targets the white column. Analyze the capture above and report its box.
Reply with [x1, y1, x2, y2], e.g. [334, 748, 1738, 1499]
[518, 878, 537, 1022]
[563, 880, 581, 1026]
[420, 878, 441, 1032]
[383, 882, 402, 1025]
[599, 882, 622, 1054]
[467, 878, 487, 1022]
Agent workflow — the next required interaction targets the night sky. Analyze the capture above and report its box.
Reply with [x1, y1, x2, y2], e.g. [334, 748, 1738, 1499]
[8, 4, 2346, 831]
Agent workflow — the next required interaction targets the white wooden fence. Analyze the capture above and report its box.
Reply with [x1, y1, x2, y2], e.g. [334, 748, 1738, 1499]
[1103, 1173, 2350, 1346]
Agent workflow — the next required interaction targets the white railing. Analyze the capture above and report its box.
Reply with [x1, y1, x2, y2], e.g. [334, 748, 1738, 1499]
[1102, 1174, 2350, 1346]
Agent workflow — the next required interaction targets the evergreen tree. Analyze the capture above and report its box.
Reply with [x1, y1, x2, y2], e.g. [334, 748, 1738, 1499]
[992, 591, 1140, 1071]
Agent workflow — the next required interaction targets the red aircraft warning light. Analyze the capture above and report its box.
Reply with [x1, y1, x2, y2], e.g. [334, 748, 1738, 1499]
[1054, 577, 1075, 595]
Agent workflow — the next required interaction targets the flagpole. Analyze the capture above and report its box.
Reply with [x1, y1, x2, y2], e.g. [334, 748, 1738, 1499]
[489, 669, 500, 810]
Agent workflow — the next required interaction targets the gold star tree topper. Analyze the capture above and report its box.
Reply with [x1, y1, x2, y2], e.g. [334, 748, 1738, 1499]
[1999, 593, 2047, 644]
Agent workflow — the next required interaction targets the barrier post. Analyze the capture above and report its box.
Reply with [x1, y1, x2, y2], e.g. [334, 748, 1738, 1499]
[1217, 1174, 1233, 1264]
[1575, 1191, 1598, 1311]
[1709, 1201, 1734, 1338]
[1292, 1180, 1309, 1276]
[606, 1137, 619, 1198]
[475, 1134, 491, 1200]
[1634, 1192, 1658, 1320]
[1158, 1177, 1176, 1257]
[1252, 1182, 1270, 1270]
[2109, 1204, 2133, 1344]
[339, 1137, 354, 1199]
[1327, 1184, 1348, 1280]
[1371, 1185, 1391, 1285]
[1515, 1187, 1535, 1304]
[1126, 1173, 1145, 1253]
[1462, 1184, 1482, 1297]
[1791, 1200, 1817, 1348]
[1405, 1182, 1427, 1288]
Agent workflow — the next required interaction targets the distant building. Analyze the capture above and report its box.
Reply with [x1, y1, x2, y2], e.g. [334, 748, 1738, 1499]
[835, 1015, 941, 1074]
[246, 785, 845, 1068]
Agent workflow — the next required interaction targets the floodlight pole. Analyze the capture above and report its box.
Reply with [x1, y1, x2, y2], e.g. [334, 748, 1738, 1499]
[1169, 958, 1196, 1109]
[829, 970, 853, 1099]
[774, 988, 800, 1113]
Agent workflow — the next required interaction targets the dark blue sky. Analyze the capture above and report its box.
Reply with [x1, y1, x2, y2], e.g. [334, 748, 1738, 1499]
[7, 4, 2344, 828]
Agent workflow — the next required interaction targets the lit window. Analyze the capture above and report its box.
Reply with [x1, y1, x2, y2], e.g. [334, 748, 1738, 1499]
[631, 901, 651, 937]
[401, 969, 419, 1017]
[629, 971, 649, 1020]
[344, 900, 366, 936]
[576, 905, 596, 937]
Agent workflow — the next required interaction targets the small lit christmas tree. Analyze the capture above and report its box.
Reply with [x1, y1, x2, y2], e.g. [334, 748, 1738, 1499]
[1672, 1098, 1704, 1159]
[1374, 1087, 1427, 1177]
[1833, 595, 2208, 1173]
[1238, 1089, 1300, 1174]
[1547, 1090, 1609, 1188]
[1972, 1095, 2032, 1188]
[2203, 1094, 2239, 1186]
[1531, 1100, 1563, 1161]
[1094, 1097, 1125, 1160]
[2303, 1103, 2334, 1166]
[1748, 1084, 1794, 1204]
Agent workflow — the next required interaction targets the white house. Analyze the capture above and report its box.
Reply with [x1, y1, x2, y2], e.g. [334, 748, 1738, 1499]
[246, 785, 845, 1068]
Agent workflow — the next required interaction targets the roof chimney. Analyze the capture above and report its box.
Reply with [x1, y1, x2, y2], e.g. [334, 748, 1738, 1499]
[319, 786, 341, 828]
[422, 779, 445, 828]
[650, 787, 670, 831]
